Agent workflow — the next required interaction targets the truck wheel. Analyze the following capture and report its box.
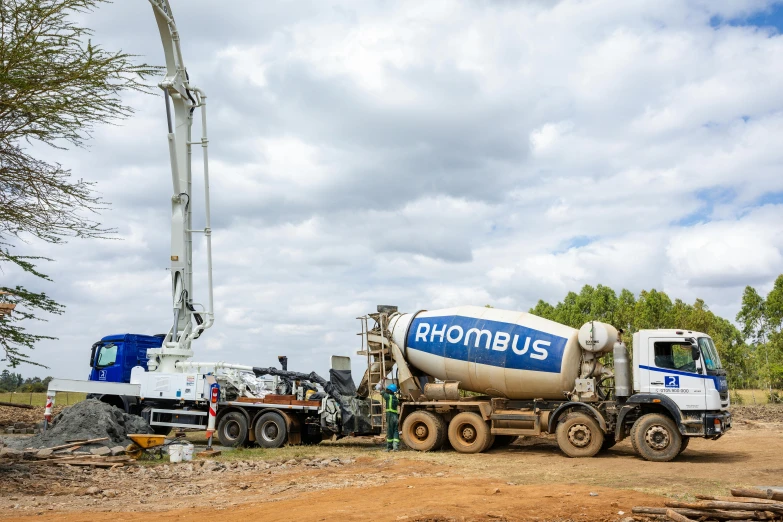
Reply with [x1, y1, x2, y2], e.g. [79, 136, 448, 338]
[631, 413, 682, 462]
[483, 433, 496, 452]
[448, 412, 491, 454]
[217, 412, 248, 447]
[679, 436, 690, 454]
[401, 411, 447, 452]
[255, 412, 288, 448]
[556, 413, 604, 458]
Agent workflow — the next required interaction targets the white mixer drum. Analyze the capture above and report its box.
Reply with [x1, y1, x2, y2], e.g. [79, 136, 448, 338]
[388, 305, 583, 400]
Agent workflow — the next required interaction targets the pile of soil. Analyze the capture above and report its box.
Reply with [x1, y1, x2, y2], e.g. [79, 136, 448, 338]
[8, 399, 151, 449]
[730, 403, 783, 423]
[0, 405, 66, 428]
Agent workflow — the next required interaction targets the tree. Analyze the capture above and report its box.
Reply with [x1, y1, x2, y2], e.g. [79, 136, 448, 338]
[736, 276, 783, 397]
[0, 368, 23, 391]
[634, 289, 673, 330]
[530, 284, 750, 389]
[0, 0, 158, 367]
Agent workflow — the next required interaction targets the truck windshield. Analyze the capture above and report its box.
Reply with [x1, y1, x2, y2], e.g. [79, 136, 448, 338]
[698, 337, 722, 371]
[95, 343, 118, 368]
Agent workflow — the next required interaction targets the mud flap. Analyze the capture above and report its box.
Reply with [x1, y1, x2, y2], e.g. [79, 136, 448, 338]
[280, 411, 302, 445]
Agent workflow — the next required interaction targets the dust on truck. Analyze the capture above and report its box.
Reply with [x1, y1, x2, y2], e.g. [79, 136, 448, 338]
[358, 305, 731, 462]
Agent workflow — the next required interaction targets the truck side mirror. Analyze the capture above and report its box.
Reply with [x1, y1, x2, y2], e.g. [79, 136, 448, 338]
[691, 345, 701, 361]
[90, 343, 99, 367]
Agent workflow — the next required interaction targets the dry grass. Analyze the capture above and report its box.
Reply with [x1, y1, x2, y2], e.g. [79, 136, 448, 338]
[0, 392, 86, 407]
[733, 388, 781, 405]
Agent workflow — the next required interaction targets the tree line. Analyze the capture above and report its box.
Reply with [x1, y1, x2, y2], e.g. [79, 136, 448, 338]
[529, 276, 783, 397]
[0, 369, 52, 393]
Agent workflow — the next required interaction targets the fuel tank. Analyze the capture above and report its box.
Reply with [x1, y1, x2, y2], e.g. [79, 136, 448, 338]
[387, 306, 583, 400]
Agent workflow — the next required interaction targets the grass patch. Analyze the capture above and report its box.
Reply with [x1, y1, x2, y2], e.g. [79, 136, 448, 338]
[0, 392, 86, 407]
[733, 389, 781, 405]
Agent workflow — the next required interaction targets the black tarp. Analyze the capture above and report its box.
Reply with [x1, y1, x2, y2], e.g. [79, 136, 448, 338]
[329, 369, 357, 396]
[329, 369, 371, 435]
[339, 395, 373, 435]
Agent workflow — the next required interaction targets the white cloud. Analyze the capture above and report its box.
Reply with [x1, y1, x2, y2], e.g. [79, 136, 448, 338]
[667, 206, 783, 288]
[7, 0, 783, 379]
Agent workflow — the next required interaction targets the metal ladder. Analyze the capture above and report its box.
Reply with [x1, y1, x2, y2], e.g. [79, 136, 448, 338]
[358, 314, 390, 430]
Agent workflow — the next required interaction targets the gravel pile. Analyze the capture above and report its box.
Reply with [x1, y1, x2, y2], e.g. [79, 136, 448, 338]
[7, 399, 151, 449]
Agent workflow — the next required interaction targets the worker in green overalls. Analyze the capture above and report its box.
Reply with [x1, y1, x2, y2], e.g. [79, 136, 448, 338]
[381, 383, 399, 451]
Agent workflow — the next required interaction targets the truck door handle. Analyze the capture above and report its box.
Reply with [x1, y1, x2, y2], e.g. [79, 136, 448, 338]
[651, 381, 663, 385]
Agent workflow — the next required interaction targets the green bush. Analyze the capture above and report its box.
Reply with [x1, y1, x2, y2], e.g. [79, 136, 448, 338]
[730, 390, 744, 405]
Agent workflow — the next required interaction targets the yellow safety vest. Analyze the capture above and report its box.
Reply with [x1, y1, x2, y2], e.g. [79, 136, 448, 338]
[385, 393, 399, 414]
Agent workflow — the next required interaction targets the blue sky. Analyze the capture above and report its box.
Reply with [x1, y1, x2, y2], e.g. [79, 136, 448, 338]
[712, 2, 783, 32]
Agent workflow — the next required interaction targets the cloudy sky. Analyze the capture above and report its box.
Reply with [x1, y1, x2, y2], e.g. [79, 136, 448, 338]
[8, 0, 783, 379]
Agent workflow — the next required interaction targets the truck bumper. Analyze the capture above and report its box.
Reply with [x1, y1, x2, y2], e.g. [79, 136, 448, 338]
[704, 411, 731, 439]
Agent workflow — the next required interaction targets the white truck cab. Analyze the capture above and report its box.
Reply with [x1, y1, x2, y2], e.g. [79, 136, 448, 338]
[633, 329, 730, 438]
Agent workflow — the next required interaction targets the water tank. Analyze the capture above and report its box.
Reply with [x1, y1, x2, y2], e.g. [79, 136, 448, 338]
[387, 306, 582, 400]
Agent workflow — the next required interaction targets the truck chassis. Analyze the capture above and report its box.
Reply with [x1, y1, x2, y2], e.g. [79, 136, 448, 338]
[398, 395, 731, 461]
[46, 379, 324, 448]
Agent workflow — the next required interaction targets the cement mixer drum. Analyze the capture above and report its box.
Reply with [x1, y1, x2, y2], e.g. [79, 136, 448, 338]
[388, 305, 583, 400]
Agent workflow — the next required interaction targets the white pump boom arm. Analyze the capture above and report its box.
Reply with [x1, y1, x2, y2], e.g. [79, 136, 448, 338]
[146, 0, 214, 371]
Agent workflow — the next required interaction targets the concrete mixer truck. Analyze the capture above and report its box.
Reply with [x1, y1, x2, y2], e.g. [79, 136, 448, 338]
[357, 305, 731, 462]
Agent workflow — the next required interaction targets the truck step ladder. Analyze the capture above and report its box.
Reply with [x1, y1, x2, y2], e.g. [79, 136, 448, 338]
[357, 314, 394, 430]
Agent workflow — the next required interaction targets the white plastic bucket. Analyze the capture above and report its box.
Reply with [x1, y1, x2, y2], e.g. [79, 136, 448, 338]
[182, 443, 194, 462]
[169, 444, 182, 463]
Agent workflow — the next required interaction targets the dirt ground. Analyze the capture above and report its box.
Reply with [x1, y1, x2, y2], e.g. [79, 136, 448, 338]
[1, 408, 782, 522]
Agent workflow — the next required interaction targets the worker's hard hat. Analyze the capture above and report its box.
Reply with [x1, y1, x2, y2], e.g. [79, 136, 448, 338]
[387, 383, 398, 393]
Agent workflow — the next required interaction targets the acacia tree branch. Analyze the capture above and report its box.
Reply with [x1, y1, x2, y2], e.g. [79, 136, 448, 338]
[0, 0, 160, 367]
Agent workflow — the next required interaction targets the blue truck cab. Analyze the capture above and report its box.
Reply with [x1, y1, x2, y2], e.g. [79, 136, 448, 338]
[88, 334, 164, 383]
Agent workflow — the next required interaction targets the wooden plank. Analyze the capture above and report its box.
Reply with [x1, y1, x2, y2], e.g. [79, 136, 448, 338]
[697, 494, 780, 505]
[291, 400, 320, 407]
[45, 437, 108, 451]
[60, 461, 126, 468]
[731, 488, 783, 502]
[665, 509, 696, 522]
[0, 401, 35, 409]
[665, 500, 783, 513]
[235, 397, 264, 404]
[633, 507, 761, 520]
[263, 395, 292, 405]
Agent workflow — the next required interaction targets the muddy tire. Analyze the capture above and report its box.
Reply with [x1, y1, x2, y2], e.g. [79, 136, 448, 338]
[630, 419, 640, 455]
[217, 412, 248, 447]
[448, 412, 491, 454]
[678, 436, 690, 454]
[555, 413, 604, 458]
[483, 433, 496, 452]
[401, 411, 447, 452]
[491, 435, 517, 449]
[255, 412, 288, 448]
[631, 413, 682, 462]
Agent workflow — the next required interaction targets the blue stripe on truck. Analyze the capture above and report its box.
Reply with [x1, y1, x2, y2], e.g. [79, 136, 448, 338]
[639, 365, 726, 391]
[406, 315, 567, 373]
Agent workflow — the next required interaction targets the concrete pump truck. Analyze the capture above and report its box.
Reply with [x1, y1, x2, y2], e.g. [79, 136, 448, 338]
[44, 0, 371, 449]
